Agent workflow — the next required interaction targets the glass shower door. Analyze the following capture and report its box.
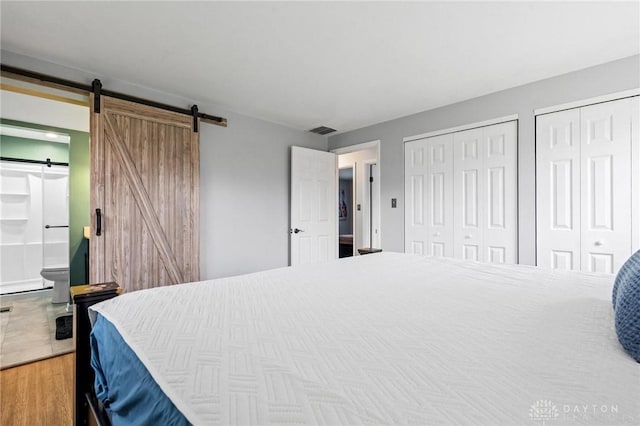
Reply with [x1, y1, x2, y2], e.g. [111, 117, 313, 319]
[42, 165, 69, 275]
[0, 161, 44, 294]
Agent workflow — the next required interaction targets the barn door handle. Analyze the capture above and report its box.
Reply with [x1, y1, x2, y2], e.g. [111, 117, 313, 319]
[96, 208, 102, 236]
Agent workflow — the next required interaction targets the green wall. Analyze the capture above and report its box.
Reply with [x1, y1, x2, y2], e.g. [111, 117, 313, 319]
[0, 134, 69, 163]
[0, 119, 90, 285]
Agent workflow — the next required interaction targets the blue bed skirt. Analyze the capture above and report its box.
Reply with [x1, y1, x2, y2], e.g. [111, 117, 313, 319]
[90, 314, 191, 425]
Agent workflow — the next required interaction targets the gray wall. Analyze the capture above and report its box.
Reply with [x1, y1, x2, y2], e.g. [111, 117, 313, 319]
[200, 113, 327, 279]
[1, 50, 328, 279]
[329, 55, 640, 265]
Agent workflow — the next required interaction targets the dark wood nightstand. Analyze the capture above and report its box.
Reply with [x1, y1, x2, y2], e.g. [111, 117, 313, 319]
[357, 248, 383, 255]
[70, 282, 121, 426]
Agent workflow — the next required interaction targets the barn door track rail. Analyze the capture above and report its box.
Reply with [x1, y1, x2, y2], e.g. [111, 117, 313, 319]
[1, 64, 227, 131]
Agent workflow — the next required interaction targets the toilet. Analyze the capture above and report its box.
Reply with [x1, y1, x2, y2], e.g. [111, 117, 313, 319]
[40, 266, 70, 304]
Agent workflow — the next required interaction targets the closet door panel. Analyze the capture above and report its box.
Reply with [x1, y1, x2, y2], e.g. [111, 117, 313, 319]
[404, 139, 429, 255]
[483, 121, 517, 264]
[580, 98, 633, 274]
[426, 134, 454, 257]
[454, 128, 485, 261]
[536, 109, 581, 271]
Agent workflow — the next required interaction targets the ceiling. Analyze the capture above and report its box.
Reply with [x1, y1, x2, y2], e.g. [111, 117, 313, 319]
[1, 2, 638, 134]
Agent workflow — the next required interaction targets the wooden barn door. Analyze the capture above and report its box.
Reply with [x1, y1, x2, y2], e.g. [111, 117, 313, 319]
[89, 96, 199, 291]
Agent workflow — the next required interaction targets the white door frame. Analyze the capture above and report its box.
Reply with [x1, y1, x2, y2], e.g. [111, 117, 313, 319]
[331, 140, 381, 251]
[533, 88, 640, 116]
[362, 158, 380, 249]
[403, 115, 519, 143]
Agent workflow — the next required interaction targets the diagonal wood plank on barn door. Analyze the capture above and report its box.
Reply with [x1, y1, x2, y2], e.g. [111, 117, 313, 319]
[104, 112, 184, 285]
[90, 96, 199, 292]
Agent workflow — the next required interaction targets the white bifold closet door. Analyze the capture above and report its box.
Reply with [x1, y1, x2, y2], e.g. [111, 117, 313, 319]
[536, 96, 640, 274]
[405, 120, 517, 264]
[453, 122, 518, 263]
[404, 133, 454, 256]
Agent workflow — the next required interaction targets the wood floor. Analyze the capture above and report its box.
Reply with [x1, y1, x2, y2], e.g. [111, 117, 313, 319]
[0, 352, 73, 425]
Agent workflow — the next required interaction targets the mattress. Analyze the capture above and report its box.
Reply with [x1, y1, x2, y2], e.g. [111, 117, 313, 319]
[90, 252, 640, 425]
[90, 314, 190, 425]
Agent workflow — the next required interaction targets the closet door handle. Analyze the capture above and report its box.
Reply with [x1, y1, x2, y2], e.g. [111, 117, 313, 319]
[96, 208, 102, 236]
[594, 240, 603, 246]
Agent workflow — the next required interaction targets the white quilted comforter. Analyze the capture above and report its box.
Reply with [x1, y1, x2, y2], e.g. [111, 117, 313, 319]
[91, 252, 640, 425]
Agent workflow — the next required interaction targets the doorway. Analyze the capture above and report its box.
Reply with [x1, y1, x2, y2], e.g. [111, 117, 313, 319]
[332, 141, 381, 255]
[0, 77, 89, 368]
[338, 166, 354, 258]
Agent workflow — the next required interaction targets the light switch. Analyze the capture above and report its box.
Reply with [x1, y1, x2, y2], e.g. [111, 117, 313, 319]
[357, 204, 361, 211]
[391, 198, 397, 208]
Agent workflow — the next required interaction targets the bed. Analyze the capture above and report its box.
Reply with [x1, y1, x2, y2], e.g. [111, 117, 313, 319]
[80, 252, 640, 425]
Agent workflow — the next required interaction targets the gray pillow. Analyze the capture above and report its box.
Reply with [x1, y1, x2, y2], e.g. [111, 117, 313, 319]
[613, 250, 640, 363]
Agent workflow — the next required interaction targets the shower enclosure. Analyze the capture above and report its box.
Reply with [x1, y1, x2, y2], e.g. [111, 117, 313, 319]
[0, 159, 69, 294]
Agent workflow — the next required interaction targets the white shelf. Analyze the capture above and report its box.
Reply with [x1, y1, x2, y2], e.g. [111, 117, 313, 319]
[0, 192, 29, 197]
[0, 168, 34, 175]
[0, 167, 67, 177]
[0, 218, 28, 222]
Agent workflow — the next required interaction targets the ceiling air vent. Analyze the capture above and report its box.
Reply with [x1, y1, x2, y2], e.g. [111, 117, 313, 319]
[309, 126, 337, 135]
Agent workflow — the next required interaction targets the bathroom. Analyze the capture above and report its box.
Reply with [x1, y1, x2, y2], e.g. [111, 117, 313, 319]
[0, 81, 89, 368]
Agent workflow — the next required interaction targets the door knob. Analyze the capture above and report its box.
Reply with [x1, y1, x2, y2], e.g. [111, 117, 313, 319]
[464, 234, 473, 239]
[594, 240, 604, 246]
[433, 232, 440, 237]
[291, 228, 304, 234]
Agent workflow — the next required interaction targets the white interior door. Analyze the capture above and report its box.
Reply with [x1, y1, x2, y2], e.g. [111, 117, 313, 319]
[580, 98, 634, 274]
[483, 121, 518, 264]
[536, 96, 639, 274]
[453, 128, 485, 261]
[406, 121, 517, 263]
[404, 134, 453, 256]
[404, 138, 429, 255]
[426, 134, 454, 256]
[290, 146, 337, 266]
[536, 109, 581, 271]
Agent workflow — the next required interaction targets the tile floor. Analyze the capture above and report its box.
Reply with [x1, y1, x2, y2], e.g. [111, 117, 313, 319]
[0, 289, 74, 369]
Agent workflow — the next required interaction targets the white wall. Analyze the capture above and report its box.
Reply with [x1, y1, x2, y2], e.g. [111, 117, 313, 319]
[329, 55, 640, 265]
[0, 89, 89, 132]
[1, 50, 328, 279]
